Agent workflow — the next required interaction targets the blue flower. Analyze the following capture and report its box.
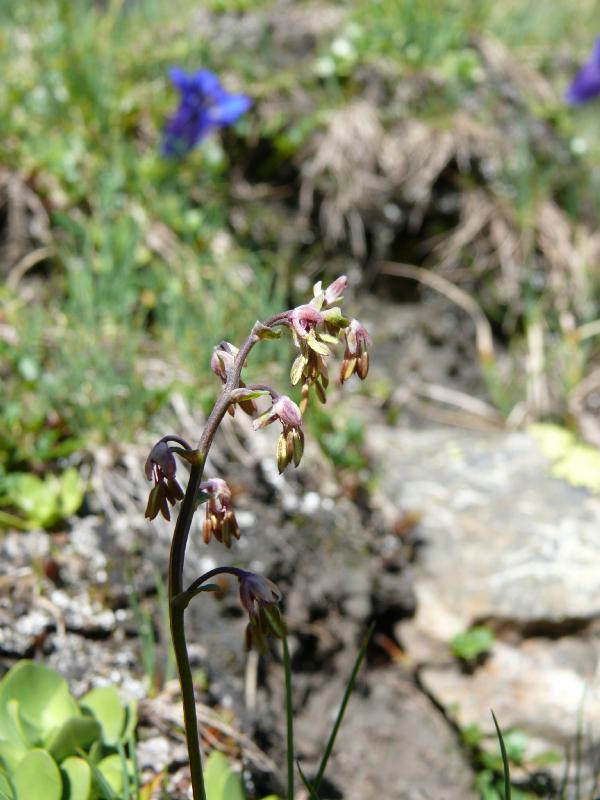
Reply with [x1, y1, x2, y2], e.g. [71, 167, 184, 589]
[565, 39, 600, 105]
[162, 68, 251, 157]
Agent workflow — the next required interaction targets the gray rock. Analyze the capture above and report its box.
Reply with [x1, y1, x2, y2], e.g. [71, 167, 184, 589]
[369, 424, 600, 789]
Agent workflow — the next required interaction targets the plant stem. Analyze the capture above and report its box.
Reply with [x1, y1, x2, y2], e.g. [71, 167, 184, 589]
[283, 637, 295, 800]
[167, 314, 290, 800]
[169, 462, 207, 800]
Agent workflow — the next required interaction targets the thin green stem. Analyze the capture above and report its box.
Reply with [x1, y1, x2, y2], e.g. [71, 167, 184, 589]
[313, 623, 374, 792]
[169, 462, 207, 800]
[283, 637, 295, 800]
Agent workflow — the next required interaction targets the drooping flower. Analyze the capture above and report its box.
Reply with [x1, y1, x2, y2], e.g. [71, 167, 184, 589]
[340, 318, 370, 383]
[199, 478, 240, 548]
[162, 68, 251, 157]
[238, 571, 285, 654]
[253, 395, 304, 472]
[565, 39, 600, 105]
[144, 441, 184, 521]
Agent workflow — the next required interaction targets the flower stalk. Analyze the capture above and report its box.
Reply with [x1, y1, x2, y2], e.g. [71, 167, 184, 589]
[142, 281, 369, 799]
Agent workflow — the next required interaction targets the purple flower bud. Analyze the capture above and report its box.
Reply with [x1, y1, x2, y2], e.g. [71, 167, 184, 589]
[340, 318, 370, 383]
[238, 571, 285, 653]
[145, 441, 177, 481]
[324, 275, 347, 305]
[144, 440, 183, 520]
[252, 395, 304, 471]
[211, 342, 238, 382]
[272, 395, 302, 429]
[239, 572, 282, 618]
[252, 394, 302, 430]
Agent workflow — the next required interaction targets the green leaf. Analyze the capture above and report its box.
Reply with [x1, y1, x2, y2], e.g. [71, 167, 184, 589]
[12, 749, 62, 800]
[122, 701, 138, 743]
[171, 584, 220, 611]
[6, 474, 58, 528]
[60, 757, 92, 800]
[204, 751, 244, 800]
[254, 322, 281, 340]
[0, 662, 80, 743]
[76, 751, 118, 800]
[58, 468, 85, 518]
[97, 754, 126, 795]
[80, 687, 125, 746]
[491, 711, 511, 800]
[230, 388, 269, 402]
[296, 761, 320, 800]
[502, 729, 529, 765]
[0, 771, 15, 800]
[451, 626, 495, 661]
[0, 701, 31, 773]
[312, 623, 374, 792]
[46, 716, 101, 762]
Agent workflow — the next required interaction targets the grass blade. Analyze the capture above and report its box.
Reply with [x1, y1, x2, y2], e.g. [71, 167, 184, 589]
[491, 710, 511, 800]
[313, 622, 374, 792]
[283, 637, 294, 800]
[297, 760, 321, 800]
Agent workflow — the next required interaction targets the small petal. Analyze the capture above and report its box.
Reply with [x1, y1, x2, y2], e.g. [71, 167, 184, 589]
[207, 93, 252, 125]
[324, 275, 347, 304]
[277, 433, 290, 473]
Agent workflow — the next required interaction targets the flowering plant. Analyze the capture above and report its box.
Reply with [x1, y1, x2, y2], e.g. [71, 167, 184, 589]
[143, 276, 369, 799]
[162, 68, 251, 157]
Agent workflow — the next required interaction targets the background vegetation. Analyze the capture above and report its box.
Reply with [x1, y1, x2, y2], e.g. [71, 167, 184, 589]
[2, 0, 600, 796]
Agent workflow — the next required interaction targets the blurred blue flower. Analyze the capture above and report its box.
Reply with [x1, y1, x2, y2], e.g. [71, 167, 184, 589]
[162, 68, 251, 157]
[565, 39, 600, 105]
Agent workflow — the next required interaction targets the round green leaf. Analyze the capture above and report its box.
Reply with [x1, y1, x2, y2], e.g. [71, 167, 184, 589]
[96, 754, 123, 794]
[0, 662, 79, 741]
[0, 701, 30, 773]
[79, 687, 125, 746]
[47, 716, 101, 762]
[12, 749, 62, 800]
[58, 468, 85, 518]
[204, 751, 244, 800]
[61, 757, 92, 800]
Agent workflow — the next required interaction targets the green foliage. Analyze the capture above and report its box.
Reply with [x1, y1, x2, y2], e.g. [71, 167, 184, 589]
[204, 750, 278, 800]
[461, 719, 560, 799]
[0, 0, 283, 480]
[530, 424, 600, 493]
[0, 468, 84, 530]
[0, 661, 136, 800]
[451, 626, 495, 662]
[309, 408, 368, 472]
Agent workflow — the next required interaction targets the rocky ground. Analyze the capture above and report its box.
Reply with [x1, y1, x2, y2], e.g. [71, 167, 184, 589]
[1, 293, 599, 799]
